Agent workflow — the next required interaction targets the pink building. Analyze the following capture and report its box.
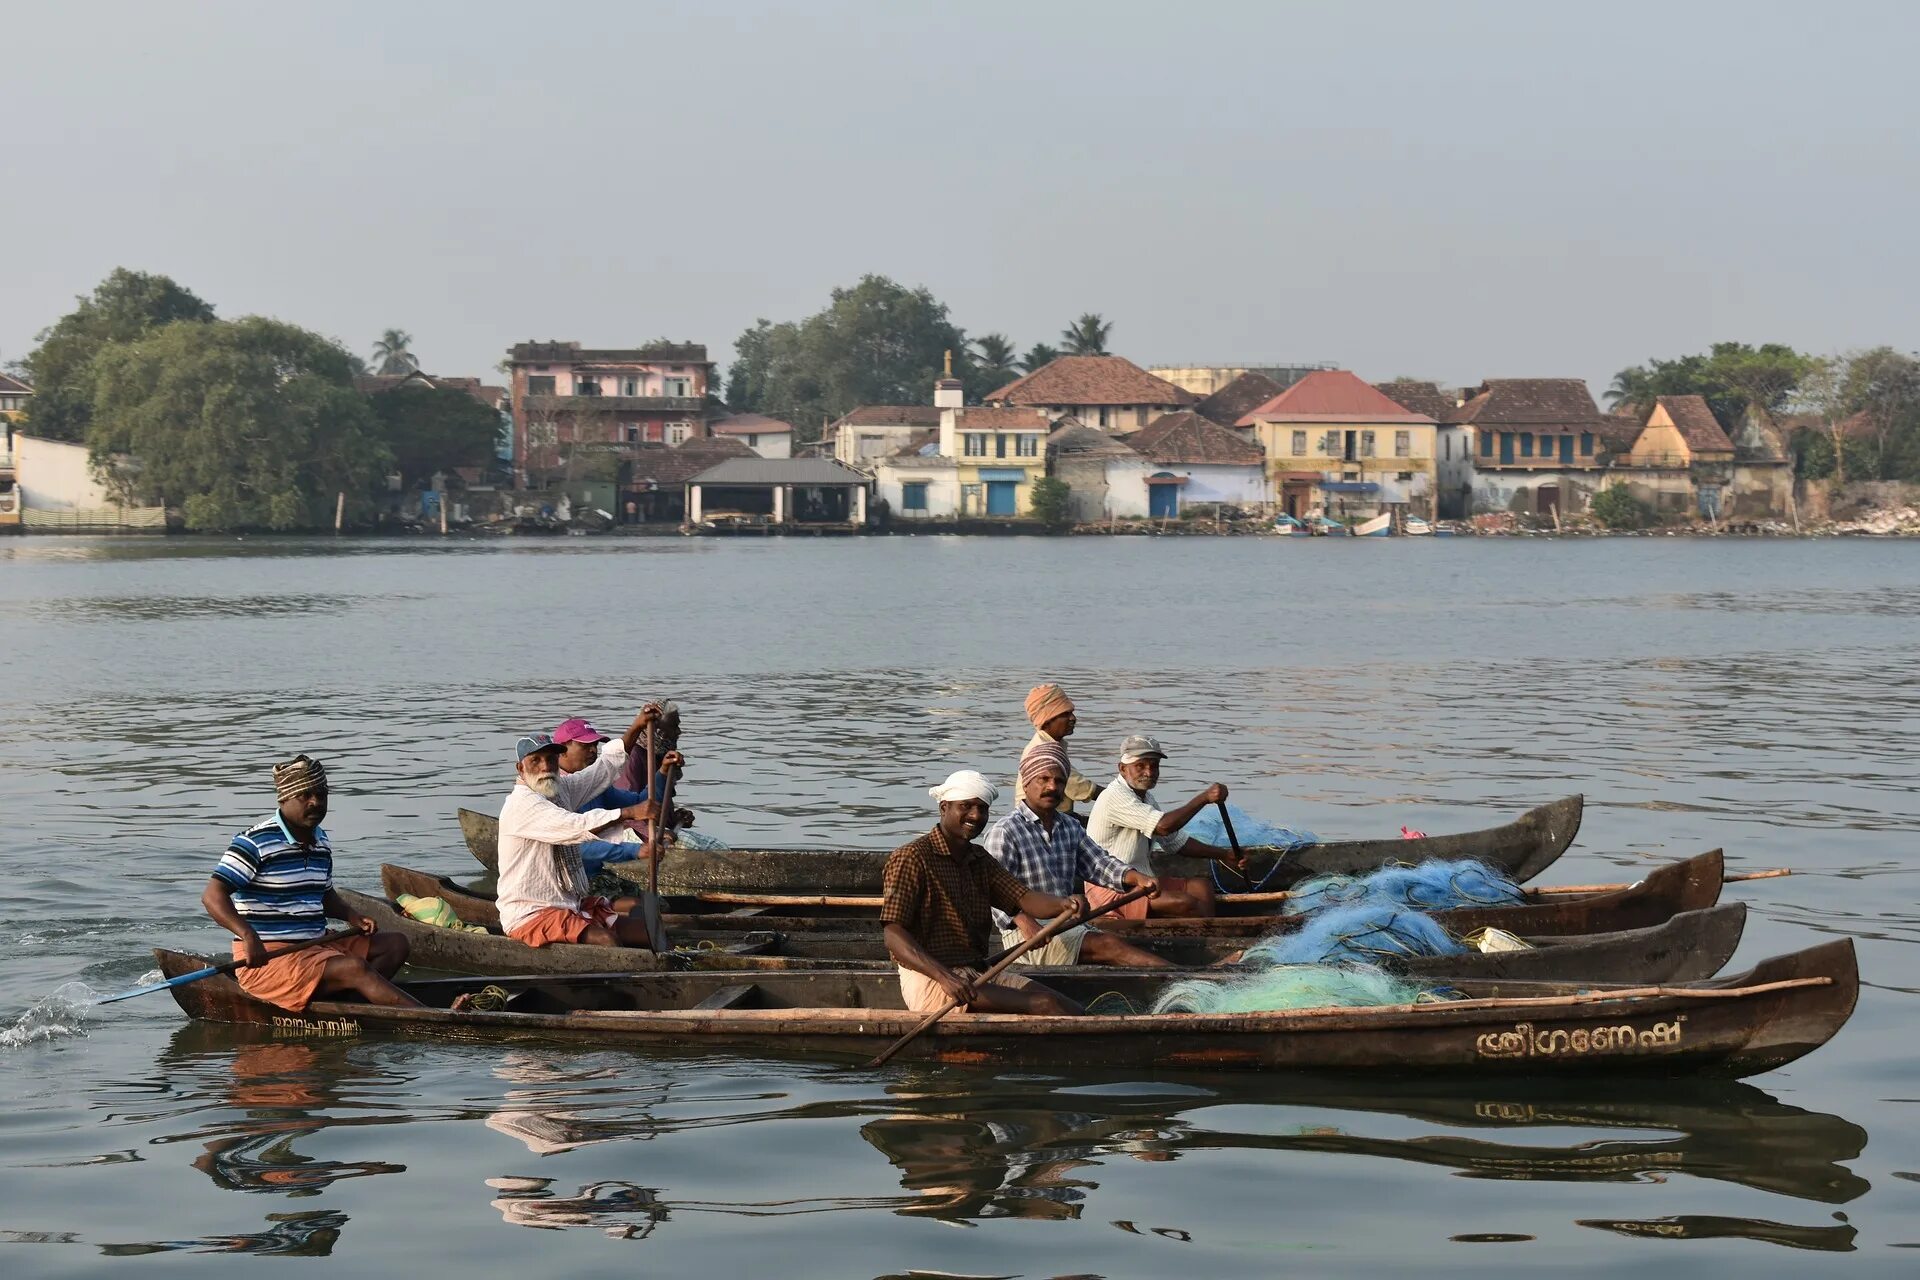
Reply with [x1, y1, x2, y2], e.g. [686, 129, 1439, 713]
[507, 340, 713, 486]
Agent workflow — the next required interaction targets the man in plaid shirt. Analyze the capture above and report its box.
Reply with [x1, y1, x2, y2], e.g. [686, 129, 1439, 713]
[983, 744, 1170, 968]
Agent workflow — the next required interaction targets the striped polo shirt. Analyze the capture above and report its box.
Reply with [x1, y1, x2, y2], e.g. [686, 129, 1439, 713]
[212, 815, 334, 942]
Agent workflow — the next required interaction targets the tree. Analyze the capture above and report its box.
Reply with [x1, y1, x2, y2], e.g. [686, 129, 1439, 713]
[89, 317, 387, 531]
[1019, 343, 1060, 373]
[1839, 346, 1920, 480]
[1605, 342, 1812, 438]
[1028, 476, 1072, 530]
[1590, 484, 1654, 530]
[368, 385, 502, 487]
[725, 275, 969, 444]
[22, 268, 216, 442]
[370, 329, 419, 375]
[971, 333, 1020, 386]
[1603, 366, 1656, 416]
[1060, 314, 1112, 356]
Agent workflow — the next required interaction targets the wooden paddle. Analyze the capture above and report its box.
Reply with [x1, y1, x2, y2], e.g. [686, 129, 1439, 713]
[866, 882, 1155, 1069]
[94, 928, 356, 1005]
[1216, 800, 1249, 879]
[639, 714, 672, 953]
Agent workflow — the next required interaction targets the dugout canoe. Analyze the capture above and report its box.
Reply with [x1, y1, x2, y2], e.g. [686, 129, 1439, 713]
[375, 863, 1745, 983]
[454, 794, 1584, 892]
[155, 936, 1855, 1077]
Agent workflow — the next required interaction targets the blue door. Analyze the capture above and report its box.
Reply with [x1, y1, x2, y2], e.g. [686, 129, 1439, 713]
[1559, 435, 1574, 463]
[1499, 432, 1515, 464]
[1149, 484, 1179, 518]
[986, 481, 1017, 516]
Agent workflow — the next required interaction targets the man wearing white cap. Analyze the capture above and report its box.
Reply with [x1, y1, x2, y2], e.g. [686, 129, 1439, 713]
[1085, 735, 1243, 919]
[880, 769, 1089, 1015]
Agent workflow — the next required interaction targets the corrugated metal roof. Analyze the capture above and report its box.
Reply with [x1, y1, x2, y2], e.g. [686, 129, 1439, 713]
[687, 458, 871, 486]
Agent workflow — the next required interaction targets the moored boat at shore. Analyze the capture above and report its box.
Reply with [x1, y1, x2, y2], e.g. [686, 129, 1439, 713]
[457, 794, 1585, 895]
[153, 937, 1858, 1078]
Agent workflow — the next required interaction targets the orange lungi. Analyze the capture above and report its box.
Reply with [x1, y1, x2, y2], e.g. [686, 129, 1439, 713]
[1083, 881, 1151, 920]
[231, 934, 372, 1011]
[506, 896, 620, 948]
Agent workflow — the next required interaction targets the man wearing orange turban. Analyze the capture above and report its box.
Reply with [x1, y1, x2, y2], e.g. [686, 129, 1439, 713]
[1020, 683, 1096, 814]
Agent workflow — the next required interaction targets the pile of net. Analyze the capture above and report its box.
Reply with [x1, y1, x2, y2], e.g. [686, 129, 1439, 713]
[1185, 803, 1317, 854]
[1281, 858, 1525, 917]
[1150, 963, 1450, 1014]
[1241, 904, 1466, 965]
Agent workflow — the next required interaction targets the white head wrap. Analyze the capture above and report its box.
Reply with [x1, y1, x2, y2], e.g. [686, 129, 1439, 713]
[929, 770, 998, 806]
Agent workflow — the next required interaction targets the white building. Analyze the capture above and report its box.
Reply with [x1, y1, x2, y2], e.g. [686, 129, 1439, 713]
[709, 412, 793, 459]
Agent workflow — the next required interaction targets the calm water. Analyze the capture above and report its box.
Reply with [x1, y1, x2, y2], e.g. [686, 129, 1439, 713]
[0, 534, 1916, 1277]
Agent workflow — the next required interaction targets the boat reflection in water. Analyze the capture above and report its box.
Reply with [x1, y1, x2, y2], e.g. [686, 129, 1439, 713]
[1577, 1215, 1858, 1252]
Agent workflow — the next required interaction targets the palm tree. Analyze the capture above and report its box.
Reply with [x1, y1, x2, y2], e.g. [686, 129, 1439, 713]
[371, 329, 419, 375]
[970, 333, 1020, 384]
[1604, 365, 1654, 415]
[1060, 314, 1112, 356]
[1019, 342, 1061, 373]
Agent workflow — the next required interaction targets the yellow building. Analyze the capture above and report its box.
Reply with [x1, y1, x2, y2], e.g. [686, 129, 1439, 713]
[944, 405, 1050, 516]
[1238, 370, 1439, 519]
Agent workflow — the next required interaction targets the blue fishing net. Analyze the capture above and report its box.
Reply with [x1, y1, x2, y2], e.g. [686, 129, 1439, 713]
[1150, 963, 1442, 1014]
[1280, 858, 1525, 918]
[1185, 803, 1317, 853]
[1239, 904, 1465, 966]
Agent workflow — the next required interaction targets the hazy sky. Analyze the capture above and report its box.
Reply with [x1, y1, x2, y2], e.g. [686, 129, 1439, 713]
[5, 0, 1916, 397]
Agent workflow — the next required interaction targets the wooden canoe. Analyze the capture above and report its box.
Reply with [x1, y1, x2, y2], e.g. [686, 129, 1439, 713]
[410, 848, 1728, 943]
[455, 794, 1584, 892]
[155, 936, 1855, 1078]
[374, 863, 1746, 983]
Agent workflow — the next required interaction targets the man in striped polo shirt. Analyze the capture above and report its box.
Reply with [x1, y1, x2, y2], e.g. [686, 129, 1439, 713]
[200, 755, 417, 1010]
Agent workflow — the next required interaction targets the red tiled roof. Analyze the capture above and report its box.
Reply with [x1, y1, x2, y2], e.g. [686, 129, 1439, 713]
[626, 436, 755, 484]
[831, 405, 943, 429]
[1240, 369, 1435, 425]
[987, 356, 1193, 408]
[1372, 379, 1454, 421]
[510, 340, 709, 365]
[1192, 372, 1286, 427]
[710, 412, 793, 435]
[0, 373, 32, 394]
[1127, 411, 1265, 466]
[951, 405, 1051, 431]
[1653, 395, 1734, 453]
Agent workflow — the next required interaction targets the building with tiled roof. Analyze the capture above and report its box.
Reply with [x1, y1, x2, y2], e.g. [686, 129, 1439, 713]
[826, 405, 944, 470]
[507, 339, 714, 486]
[0, 372, 36, 423]
[1444, 378, 1626, 519]
[986, 356, 1192, 432]
[1192, 372, 1287, 434]
[708, 412, 794, 459]
[619, 436, 755, 524]
[1237, 370, 1439, 521]
[1110, 411, 1266, 517]
[1372, 379, 1455, 422]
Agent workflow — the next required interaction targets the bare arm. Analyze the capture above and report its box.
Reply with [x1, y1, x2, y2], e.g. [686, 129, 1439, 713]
[202, 879, 265, 968]
[1153, 783, 1227, 837]
[323, 888, 377, 936]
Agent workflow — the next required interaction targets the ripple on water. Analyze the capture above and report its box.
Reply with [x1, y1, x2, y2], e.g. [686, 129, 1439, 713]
[1, 983, 96, 1050]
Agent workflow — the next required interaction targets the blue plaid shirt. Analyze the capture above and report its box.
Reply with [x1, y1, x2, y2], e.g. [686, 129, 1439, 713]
[983, 802, 1133, 924]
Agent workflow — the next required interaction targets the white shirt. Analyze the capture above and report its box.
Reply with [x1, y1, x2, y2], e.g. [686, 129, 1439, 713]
[1085, 774, 1189, 870]
[496, 739, 637, 933]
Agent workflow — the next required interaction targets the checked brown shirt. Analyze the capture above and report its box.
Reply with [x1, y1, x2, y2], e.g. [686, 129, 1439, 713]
[880, 825, 1031, 967]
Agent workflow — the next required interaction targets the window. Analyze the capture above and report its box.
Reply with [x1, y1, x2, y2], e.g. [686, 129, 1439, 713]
[1397, 471, 1414, 481]
[575, 377, 602, 396]
[643, 423, 663, 443]
[995, 433, 1008, 458]
[1319, 431, 1338, 454]
[963, 433, 987, 457]
[1097, 407, 1109, 428]
[1480, 431, 1492, 457]
[1016, 434, 1039, 457]
[664, 377, 690, 398]
[1443, 436, 1452, 459]
[1136, 407, 1149, 428]
[1394, 430, 1410, 457]
[902, 482, 928, 511]
[1559, 435, 1574, 464]
[621, 377, 639, 397]
[745, 433, 759, 448]
[527, 375, 556, 396]
[667, 422, 691, 445]
[961, 482, 982, 512]
[1581, 432, 1595, 456]
[1361, 430, 1376, 457]
[625, 426, 639, 443]
[1292, 430, 1307, 456]
[1520, 434, 1534, 458]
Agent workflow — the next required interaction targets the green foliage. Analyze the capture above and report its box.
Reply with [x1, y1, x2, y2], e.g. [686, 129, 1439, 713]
[1604, 342, 1813, 432]
[368, 385, 501, 485]
[1019, 343, 1060, 373]
[89, 317, 387, 531]
[971, 333, 1019, 389]
[1790, 427, 1837, 480]
[22, 268, 216, 442]
[370, 329, 418, 375]
[1590, 484, 1655, 530]
[725, 276, 974, 442]
[1060, 314, 1112, 356]
[1027, 476, 1072, 530]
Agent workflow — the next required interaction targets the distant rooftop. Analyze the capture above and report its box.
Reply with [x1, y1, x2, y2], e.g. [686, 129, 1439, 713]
[510, 340, 710, 365]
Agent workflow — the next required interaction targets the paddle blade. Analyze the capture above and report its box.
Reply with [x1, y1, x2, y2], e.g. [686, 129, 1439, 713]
[93, 965, 215, 1005]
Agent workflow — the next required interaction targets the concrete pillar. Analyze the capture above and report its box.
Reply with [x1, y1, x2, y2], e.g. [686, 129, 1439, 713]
[772, 485, 785, 524]
[689, 485, 702, 523]
[852, 485, 867, 525]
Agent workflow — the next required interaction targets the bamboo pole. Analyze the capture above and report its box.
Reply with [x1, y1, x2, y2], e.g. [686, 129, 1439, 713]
[334, 491, 345, 533]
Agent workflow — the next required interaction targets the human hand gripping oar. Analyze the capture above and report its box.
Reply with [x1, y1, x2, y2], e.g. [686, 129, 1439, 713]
[865, 882, 1155, 1069]
[92, 928, 356, 1005]
[640, 747, 681, 954]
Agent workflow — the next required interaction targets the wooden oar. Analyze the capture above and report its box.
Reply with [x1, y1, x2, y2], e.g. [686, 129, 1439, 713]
[93, 929, 355, 1005]
[866, 882, 1155, 1069]
[1216, 800, 1249, 879]
[637, 718, 674, 953]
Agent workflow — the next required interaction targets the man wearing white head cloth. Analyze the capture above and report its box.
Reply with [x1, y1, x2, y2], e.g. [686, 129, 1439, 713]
[880, 770, 1090, 1015]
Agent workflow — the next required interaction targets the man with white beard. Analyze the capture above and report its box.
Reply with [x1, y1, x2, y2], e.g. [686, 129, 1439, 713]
[496, 707, 676, 948]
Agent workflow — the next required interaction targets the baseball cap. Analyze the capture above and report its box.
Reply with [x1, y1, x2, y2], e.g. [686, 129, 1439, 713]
[552, 717, 608, 745]
[516, 733, 564, 762]
[1119, 734, 1167, 763]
